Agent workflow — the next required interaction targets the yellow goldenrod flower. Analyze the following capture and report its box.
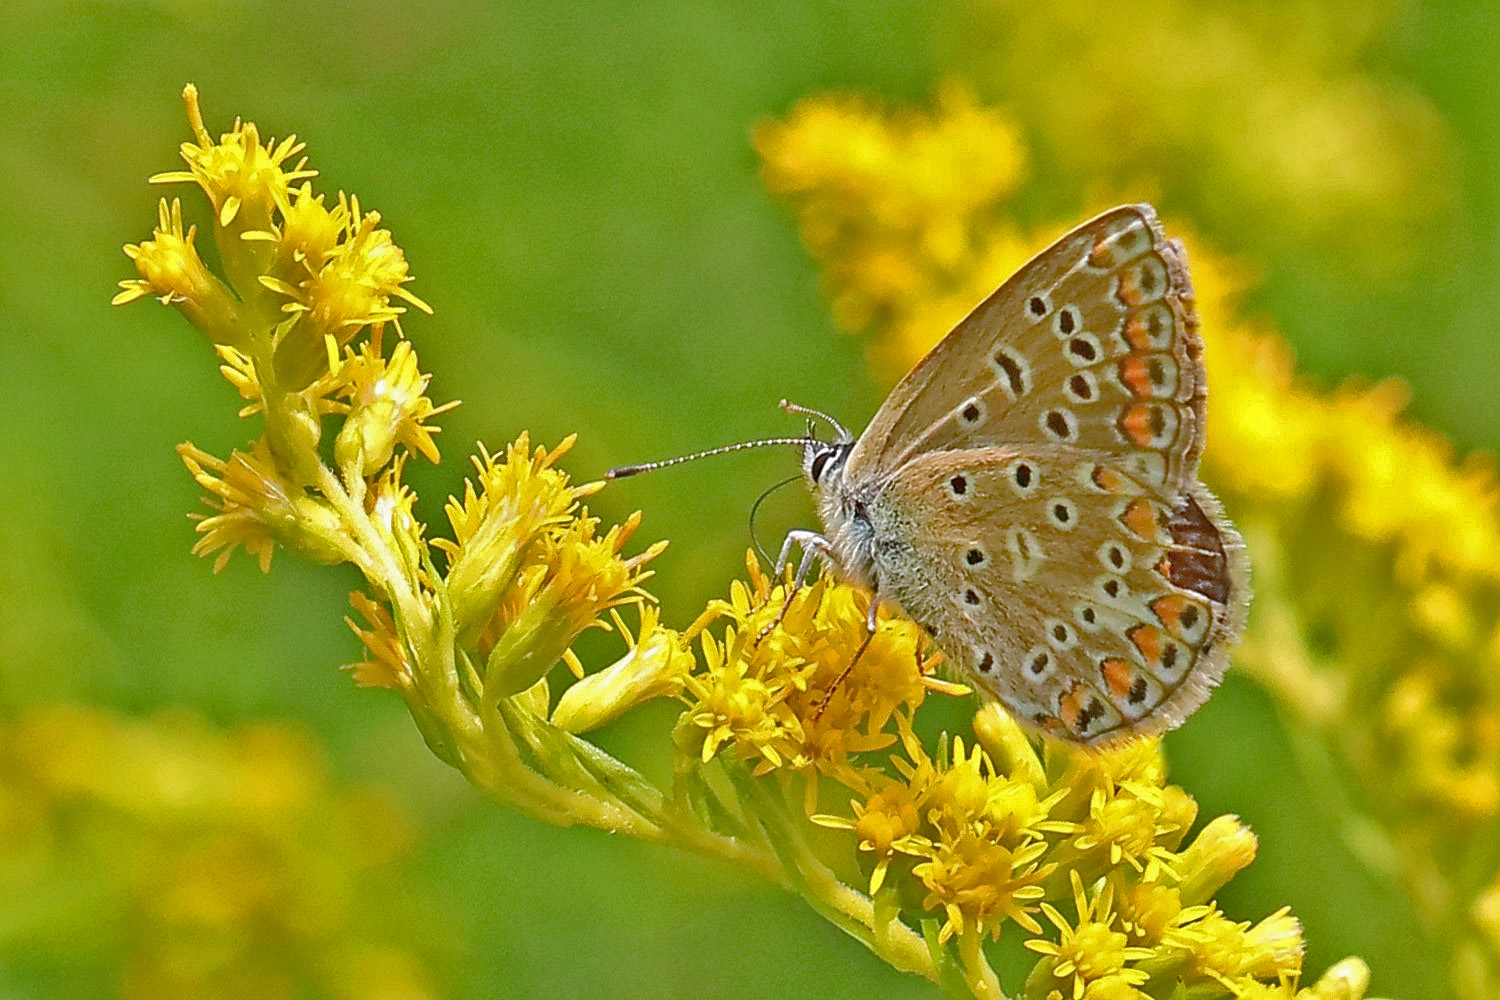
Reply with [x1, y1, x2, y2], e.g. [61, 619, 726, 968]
[114, 198, 246, 346]
[679, 558, 934, 775]
[345, 589, 414, 691]
[478, 504, 658, 700]
[552, 607, 693, 733]
[1172, 814, 1260, 905]
[756, 81, 1026, 345]
[334, 335, 455, 475]
[1026, 872, 1154, 998]
[149, 84, 314, 232]
[1164, 906, 1305, 987]
[178, 437, 350, 571]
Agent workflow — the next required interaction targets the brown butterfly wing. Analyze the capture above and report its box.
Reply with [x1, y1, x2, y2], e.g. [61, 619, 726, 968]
[864, 446, 1248, 746]
[846, 204, 1204, 495]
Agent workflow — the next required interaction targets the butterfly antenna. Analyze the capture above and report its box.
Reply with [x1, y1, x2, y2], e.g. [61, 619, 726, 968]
[606, 437, 807, 480]
[747, 474, 803, 568]
[779, 399, 850, 441]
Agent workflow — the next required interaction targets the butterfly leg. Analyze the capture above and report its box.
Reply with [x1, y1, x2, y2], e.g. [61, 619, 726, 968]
[812, 623, 876, 723]
[752, 530, 834, 649]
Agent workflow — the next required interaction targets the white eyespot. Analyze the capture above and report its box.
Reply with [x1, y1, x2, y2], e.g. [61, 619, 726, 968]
[1112, 401, 1179, 450]
[1040, 407, 1078, 442]
[1023, 646, 1055, 683]
[1047, 497, 1078, 531]
[974, 649, 997, 674]
[1044, 618, 1077, 650]
[954, 396, 987, 429]
[1006, 459, 1038, 496]
[1122, 450, 1167, 486]
[1005, 526, 1045, 582]
[1054, 306, 1083, 339]
[990, 346, 1031, 399]
[1130, 256, 1169, 304]
[1116, 671, 1162, 720]
[1152, 596, 1208, 643]
[1070, 692, 1122, 735]
[961, 544, 990, 570]
[1078, 462, 1140, 495]
[1023, 293, 1051, 322]
[945, 472, 974, 501]
[1117, 304, 1175, 352]
[1095, 574, 1130, 603]
[1062, 332, 1103, 367]
[1113, 218, 1152, 260]
[1112, 354, 1180, 401]
[1064, 370, 1099, 404]
[1097, 540, 1131, 572]
[1074, 602, 1102, 631]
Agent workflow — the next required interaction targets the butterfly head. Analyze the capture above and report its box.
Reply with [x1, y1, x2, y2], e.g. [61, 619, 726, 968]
[781, 402, 881, 588]
[782, 400, 855, 496]
[801, 436, 853, 492]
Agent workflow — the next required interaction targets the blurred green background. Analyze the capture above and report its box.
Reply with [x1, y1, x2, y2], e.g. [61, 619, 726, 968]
[2, 1, 1496, 997]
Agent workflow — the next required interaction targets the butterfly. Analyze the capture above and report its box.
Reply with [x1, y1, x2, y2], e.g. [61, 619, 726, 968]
[614, 204, 1249, 746]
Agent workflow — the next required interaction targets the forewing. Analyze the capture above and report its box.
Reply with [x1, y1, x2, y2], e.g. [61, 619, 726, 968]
[847, 204, 1205, 494]
[868, 447, 1248, 746]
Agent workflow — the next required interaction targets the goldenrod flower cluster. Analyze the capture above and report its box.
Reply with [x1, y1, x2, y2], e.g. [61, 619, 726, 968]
[117, 83, 662, 775]
[121, 89, 1386, 998]
[0, 704, 436, 1000]
[672, 567, 1366, 998]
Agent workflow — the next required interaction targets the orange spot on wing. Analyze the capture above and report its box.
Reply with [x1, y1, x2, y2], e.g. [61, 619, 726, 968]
[1119, 356, 1155, 398]
[1058, 684, 1087, 728]
[1120, 404, 1156, 445]
[1088, 239, 1112, 269]
[1120, 498, 1163, 541]
[1092, 466, 1130, 493]
[1151, 594, 1189, 633]
[1100, 657, 1134, 698]
[1122, 315, 1151, 351]
[1117, 272, 1142, 307]
[1128, 624, 1164, 665]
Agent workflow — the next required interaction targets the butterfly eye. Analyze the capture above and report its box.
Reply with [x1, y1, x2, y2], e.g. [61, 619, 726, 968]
[809, 449, 833, 482]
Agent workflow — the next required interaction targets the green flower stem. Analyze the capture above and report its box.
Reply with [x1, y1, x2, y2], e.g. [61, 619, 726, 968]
[956, 929, 1004, 1000]
[721, 759, 942, 985]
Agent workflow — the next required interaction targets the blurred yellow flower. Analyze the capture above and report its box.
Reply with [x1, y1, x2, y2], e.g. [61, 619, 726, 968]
[948, 0, 1453, 274]
[0, 704, 439, 1000]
